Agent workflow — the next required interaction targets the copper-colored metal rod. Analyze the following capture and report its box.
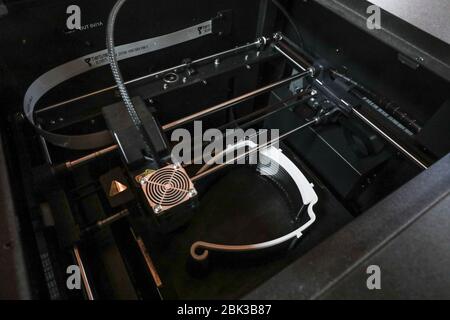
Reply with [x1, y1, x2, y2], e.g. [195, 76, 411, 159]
[132, 232, 163, 288]
[65, 145, 119, 170]
[82, 209, 130, 234]
[191, 117, 320, 182]
[73, 246, 95, 300]
[161, 70, 313, 131]
[60, 75, 312, 170]
[59, 45, 310, 169]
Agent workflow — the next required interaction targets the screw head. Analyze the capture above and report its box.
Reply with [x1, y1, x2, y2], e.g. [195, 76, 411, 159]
[273, 33, 283, 41]
[154, 205, 162, 214]
[188, 189, 197, 197]
[139, 176, 148, 185]
[257, 36, 268, 48]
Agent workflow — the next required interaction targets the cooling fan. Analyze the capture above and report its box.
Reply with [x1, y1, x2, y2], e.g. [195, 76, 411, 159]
[139, 164, 197, 215]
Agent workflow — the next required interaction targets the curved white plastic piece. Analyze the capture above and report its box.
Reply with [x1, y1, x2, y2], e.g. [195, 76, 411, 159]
[191, 142, 318, 262]
[196, 140, 258, 175]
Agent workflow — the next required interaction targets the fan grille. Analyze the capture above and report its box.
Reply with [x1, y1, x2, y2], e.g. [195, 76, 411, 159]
[141, 165, 195, 214]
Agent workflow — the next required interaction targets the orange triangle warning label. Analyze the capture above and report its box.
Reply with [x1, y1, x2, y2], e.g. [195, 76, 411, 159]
[109, 180, 128, 197]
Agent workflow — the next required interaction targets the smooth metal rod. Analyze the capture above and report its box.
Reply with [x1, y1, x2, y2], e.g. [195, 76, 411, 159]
[57, 75, 307, 170]
[273, 44, 308, 72]
[37, 41, 260, 115]
[64, 93, 314, 173]
[273, 39, 314, 71]
[96, 209, 130, 228]
[353, 109, 428, 170]
[192, 117, 320, 182]
[65, 145, 119, 170]
[83, 209, 130, 234]
[73, 246, 94, 300]
[58, 46, 308, 169]
[132, 233, 163, 289]
[162, 70, 312, 131]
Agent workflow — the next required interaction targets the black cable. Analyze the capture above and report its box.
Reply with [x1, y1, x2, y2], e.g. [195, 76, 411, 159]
[271, 0, 306, 49]
[106, 0, 153, 155]
[106, 0, 141, 128]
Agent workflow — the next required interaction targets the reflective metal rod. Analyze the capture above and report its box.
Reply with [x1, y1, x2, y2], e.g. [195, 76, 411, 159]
[73, 246, 94, 300]
[36, 41, 260, 115]
[273, 44, 308, 72]
[96, 209, 130, 228]
[135, 237, 163, 288]
[83, 209, 130, 234]
[130, 228, 163, 293]
[192, 117, 320, 182]
[63, 96, 316, 174]
[193, 94, 310, 174]
[56, 47, 309, 169]
[65, 145, 119, 170]
[238, 93, 311, 130]
[353, 109, 428, 170]
[56, 76, 308, 170]
[273, 40, 314, 72]
[162, 70, 312, 131]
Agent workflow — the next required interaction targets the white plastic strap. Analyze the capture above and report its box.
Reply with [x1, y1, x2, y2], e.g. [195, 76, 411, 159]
[23, 20, 213, 150]
[190, 144, 318, 261]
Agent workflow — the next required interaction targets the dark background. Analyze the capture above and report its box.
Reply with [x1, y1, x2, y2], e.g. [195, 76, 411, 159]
[0, 0, 262, 115]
